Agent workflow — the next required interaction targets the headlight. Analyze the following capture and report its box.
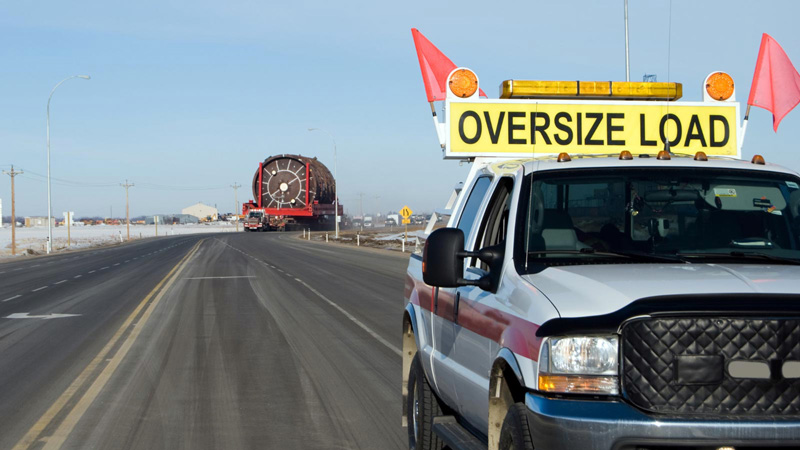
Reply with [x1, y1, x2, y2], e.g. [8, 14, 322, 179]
[538, 336, 619, 395]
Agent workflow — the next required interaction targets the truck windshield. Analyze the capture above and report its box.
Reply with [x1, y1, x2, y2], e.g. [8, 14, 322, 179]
[519, 168, 800, 270]
[248, 212, 263, 218]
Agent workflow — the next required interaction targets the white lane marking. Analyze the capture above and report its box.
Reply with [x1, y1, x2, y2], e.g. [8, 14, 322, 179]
[74, 275, 82, 279]
[32, 265, 40, 268]
[88, 270, 96, 274]
[0, 271, 5, 274]
[293, 277, 402, 356]
[285, 273, 293, 277]
[32, 286, 49, 292]
[5, 313, 81, 320]
[54, 280, 68, 285]
[113, 263, 120, 266]
[184, 276, 257, 280]
[124, 260, 130, 263]
[13, 268, 22, 271]
[100, 267, 109, 270]
[2, 295, 22, 302]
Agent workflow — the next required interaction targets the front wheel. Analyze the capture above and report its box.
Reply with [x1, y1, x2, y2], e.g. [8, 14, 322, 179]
[407, 354, 443, 450]
[498, 403, 535, 450]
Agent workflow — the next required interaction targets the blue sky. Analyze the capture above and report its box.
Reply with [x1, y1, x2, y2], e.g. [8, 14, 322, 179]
[1, 0, 799, 218]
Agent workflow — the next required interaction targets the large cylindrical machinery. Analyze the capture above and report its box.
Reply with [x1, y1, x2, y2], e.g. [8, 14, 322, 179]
[244, 154, 341, 230]
[252, 154, 335, 208]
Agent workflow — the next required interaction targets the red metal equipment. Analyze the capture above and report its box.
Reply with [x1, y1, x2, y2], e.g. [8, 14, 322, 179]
[242, 154, 342, 230]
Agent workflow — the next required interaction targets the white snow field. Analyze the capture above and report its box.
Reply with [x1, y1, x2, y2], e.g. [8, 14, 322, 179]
[0, 221, 240, 258]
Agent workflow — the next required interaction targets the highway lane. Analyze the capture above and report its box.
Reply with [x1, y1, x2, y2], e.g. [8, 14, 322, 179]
[0, 232, 409, 449]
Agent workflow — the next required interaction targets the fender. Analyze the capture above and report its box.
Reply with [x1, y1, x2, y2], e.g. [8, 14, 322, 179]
[404, 302, 419, 348]
[493, 347, 524, 388]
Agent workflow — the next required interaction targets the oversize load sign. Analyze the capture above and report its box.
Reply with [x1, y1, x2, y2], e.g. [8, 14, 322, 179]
[446, 100, 740, 158]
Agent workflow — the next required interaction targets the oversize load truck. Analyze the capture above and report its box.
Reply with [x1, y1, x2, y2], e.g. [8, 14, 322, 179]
[402, 69, 800, 450]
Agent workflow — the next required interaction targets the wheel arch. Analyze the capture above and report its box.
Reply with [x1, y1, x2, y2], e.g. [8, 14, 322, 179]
[402, 303, 419, 427]
[488, 348, 526, 450]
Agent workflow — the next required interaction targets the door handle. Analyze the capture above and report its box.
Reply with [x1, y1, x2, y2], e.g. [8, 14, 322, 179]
[454, 292, 460, 324]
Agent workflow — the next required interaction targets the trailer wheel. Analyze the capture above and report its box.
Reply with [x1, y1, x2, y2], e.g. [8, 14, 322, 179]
[498, 403, 535, 450]
[407, 354, 443, 450]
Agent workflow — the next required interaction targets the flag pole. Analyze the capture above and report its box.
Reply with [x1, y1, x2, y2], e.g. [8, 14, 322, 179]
[430, 101, 445, 149]
[739, 104, 751, 155]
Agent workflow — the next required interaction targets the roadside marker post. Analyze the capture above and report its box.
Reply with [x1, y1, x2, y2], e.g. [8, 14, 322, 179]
[400, 206, 413, 253]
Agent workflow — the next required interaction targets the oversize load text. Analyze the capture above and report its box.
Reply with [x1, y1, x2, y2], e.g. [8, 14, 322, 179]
[448, 102, 738, 156]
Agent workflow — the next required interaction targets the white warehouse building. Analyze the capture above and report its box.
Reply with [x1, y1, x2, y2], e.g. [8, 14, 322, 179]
[181, 202, 218, 220]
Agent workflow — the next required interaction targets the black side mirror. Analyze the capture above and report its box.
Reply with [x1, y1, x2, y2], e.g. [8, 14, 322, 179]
[423, 228, 505, 292]
[423, 228, 464, 288]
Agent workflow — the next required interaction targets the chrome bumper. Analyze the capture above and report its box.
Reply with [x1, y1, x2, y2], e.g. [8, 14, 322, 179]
[525, 392, 800, 450]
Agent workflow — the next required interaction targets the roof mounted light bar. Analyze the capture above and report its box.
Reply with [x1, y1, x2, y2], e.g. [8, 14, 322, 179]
[500, 80, 682, 101]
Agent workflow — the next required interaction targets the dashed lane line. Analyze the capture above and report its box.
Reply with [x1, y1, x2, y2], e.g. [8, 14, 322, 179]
[99, 267, 109, 271]
[2, 295, 21, 303]
[74, 275, 82, 279]
[32, 286, 48, 292]
[88, 271, 96, 274]
[54, 280, 68, 285]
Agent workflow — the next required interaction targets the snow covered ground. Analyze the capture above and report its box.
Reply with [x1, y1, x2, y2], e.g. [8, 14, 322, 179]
[0, 222, 240, 258]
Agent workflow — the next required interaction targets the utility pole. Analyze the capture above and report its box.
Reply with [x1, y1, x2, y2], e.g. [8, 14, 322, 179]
[120, 180, 134, 241]
[3, 165, 22, 255]
[231, 183, 241, 232]
[374, 195, 381, 222]
[359, 192, 364, 232]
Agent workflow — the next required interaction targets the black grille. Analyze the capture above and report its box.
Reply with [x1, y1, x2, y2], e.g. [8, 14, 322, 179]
[621, 316, 800, 416]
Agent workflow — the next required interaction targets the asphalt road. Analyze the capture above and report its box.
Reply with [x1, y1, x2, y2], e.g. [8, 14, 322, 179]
[0, 232, 409, 449]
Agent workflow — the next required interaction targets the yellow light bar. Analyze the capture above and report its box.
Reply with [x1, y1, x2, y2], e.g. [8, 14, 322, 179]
[500, 80, 682, 101]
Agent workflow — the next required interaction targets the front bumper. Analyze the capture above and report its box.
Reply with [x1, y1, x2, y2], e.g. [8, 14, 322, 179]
[525, 392, 800, 450]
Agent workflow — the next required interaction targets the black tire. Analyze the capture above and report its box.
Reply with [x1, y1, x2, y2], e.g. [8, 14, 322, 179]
[498, 403, 535, 450]
[407, 354, 443, 450]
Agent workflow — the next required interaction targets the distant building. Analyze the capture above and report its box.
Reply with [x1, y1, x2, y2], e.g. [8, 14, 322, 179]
[25, 217, 53, 227]
[172, 214, 200, 224]
[181, 203, 218, 221]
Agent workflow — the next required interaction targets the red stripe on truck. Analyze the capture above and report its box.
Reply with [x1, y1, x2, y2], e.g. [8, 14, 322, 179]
[407, 276, 541, 361]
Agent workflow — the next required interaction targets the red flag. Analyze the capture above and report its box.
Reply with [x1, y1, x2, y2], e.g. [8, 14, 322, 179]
[411, 28, 487, 101]
[748, 33, 800, 131]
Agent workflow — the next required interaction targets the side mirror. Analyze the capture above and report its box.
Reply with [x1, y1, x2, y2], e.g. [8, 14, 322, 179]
[423, 228, 464, 288]
[423, 228, 505, 292]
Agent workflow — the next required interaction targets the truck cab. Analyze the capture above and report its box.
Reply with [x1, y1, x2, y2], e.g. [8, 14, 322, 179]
[402, 68, 800, 450]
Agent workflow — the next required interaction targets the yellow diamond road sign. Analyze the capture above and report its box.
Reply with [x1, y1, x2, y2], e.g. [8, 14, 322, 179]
[400, 206, 413, 219]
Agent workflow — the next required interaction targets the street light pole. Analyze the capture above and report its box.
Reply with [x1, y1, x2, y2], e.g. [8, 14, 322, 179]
[47, 75, 91, 254]
[231, 183, 241, 232]
[308, 128, 339, 239]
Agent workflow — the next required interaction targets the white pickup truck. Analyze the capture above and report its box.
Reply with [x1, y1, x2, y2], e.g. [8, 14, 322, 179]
[402, 69, 800, 450]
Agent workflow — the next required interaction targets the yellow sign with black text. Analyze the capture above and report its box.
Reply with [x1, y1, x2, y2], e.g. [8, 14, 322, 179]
[447, 100, 739, 158]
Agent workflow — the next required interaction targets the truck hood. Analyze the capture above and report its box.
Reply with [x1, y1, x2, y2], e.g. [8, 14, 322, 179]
[523, 263, 800, 319]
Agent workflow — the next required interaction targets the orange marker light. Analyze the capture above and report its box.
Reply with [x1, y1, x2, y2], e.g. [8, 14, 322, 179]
[706, 72, 735, 101]
[751, 154, 766, 165]
[694, 151, 708, 161]
[657, 150, 671, 160]
[557, 152, 572, 162]
[619, 151, 633, 160]
[449, 69, 478, 98]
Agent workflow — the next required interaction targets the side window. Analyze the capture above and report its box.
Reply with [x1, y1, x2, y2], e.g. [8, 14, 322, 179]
[472, 178, 514, 269]
[457, 176, 493, 243]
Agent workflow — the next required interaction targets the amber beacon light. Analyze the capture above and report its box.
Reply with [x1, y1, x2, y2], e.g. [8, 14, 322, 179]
[705, 72, 735, 101]
[449, 69, 478, 98]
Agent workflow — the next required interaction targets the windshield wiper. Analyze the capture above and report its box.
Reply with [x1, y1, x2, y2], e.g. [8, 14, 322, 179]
[676, 251, 800, 265]
[528, 248, 687, 263]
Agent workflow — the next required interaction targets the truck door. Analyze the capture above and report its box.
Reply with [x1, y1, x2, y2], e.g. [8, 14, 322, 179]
[430, 175, 493, 410]
[453, 176, 515, 432]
